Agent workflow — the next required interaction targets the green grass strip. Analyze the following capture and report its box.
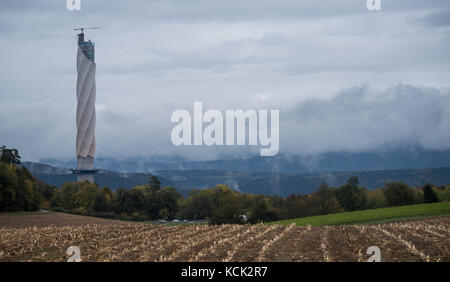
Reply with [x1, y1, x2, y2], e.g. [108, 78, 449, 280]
[268, 201, 450, 226]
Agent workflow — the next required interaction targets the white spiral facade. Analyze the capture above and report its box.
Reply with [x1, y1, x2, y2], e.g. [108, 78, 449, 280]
[76, 41, 96, 180]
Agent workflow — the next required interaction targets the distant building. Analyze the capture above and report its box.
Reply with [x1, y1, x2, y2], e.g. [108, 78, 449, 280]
[72, 31, 98, 182]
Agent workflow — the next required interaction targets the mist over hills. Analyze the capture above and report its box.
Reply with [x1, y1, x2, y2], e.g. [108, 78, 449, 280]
[40, 148, 450, 173]
[23, 149, 450, 196]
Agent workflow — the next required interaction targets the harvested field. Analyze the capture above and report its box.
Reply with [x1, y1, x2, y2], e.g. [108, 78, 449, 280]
[0, 214, 448, 262]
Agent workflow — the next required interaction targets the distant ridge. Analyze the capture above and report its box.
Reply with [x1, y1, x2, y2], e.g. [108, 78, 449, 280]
[39, 149, 450, 173]
[23, 161, 450, 197]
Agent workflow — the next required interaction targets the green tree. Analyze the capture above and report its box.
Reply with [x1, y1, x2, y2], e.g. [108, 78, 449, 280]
[149, 175, 161, 191]
[179, 190, 214, 220]
[157, 186, 182, 220]
[0, 147, 46, 212]
[114, 187, 129, 214]
[36, 179, 58, 209]
[366, 188, 387, 209]
[60, 182, 81, 211]
[436, 186, 450, 202]
[209, 185, 244, 224]
[335, 177, 367, 211]
[423, 183, 438, 203]
[311, 182, 343, 215]
[268, 195, 285, 209]
[240, 193, 256, 214]
[382, 182, 416, 207]
[72, 182, 100, 214]
[123, 187, 146, 216]
[94, 193, 109, 212]
[0, 146, 21, 165]
[281, 194, 309, 219]
[0, 163, 17, 211]
[248, 196, 277, 223]
[14, 166, 34, 211]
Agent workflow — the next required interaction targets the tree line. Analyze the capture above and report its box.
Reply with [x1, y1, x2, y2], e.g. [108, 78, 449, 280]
[1, 146, 449, 223]
[0, 146, 47, 212]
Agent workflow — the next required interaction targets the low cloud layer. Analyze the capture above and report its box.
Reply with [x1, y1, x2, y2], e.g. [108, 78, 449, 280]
[282, 84, 450, 154]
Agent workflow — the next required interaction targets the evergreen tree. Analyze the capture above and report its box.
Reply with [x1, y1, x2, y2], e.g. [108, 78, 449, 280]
[0, 146, 21, 165]
[149, 175, 161, 191]
[335, 177, 367, 211]
[423, 183, 438, 203]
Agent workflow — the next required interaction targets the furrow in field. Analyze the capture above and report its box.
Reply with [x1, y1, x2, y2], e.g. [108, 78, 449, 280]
[182, 225, 249, 262]
[256, 224, 296, 262]
[131, 224, 216, 261]
[382, 223, 448, 262]
[82, 224, 169, 261]
[256, 225, 310, 262]
[374, 225, 428, 262]
[0, 224, 126, 261]
[341, 225, 374, 262]
[227, 225, 286, 262]
[399, 222, 449, 240]
[160, 225, 241, 262]
[320, 226, 331, 262]
[77, 224, 183, 261]
[223, 225, 278, 262]
[348, 225, 423, 262]
[193, 225, 267, 262]
[283, 225, 325, 262]
[324, 225, 360, 262]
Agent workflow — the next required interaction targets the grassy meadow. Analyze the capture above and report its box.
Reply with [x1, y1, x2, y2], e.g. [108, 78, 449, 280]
[268, 201, 450, 226]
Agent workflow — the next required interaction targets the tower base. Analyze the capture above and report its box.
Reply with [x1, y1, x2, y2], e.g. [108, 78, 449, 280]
[77, 173, 95, 182]
[71, 156, 99, 183]
[77, 155, 94, 170]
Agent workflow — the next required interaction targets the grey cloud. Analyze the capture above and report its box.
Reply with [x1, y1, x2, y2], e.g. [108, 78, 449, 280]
[0, 0, 379, 22]
[103, 24, 450, 77]
[1, 1, 450, 162]
[281, 84, 450, 154]
[2, 0, 450, 24]
[103, 40, 271, 75]
[414, 9, 450, 28]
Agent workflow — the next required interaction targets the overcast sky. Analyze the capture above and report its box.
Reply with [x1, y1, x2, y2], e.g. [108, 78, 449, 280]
[1, 0, 450, 161]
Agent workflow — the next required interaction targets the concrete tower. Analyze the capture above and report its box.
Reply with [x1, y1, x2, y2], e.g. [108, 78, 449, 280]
[73, 29, 98, 182]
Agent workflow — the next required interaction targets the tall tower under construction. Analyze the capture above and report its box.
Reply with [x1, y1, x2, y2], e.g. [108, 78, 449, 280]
[73, 29, 98, 182]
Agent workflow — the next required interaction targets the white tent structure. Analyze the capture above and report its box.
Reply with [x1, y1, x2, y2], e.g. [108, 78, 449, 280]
[74, 30, 97, 182]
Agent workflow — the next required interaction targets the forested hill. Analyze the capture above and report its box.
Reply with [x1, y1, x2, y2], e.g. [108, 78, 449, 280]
[39, 149, 450, 173]
[23, 162, 450, 197]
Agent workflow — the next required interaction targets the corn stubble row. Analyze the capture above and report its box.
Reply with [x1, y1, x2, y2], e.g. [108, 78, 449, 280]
[0, 219, 448, 262]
